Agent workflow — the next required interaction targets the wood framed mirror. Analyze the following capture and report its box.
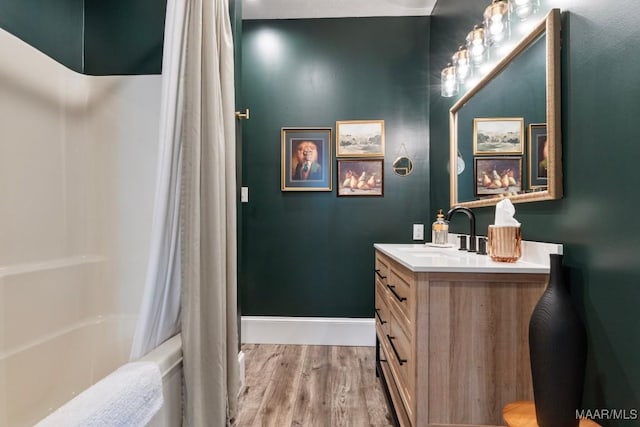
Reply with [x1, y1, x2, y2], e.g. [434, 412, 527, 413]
[449, 8, 561, 208]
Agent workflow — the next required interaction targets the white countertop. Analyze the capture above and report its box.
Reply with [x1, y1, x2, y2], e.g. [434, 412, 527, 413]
[374, 234, 562, 274]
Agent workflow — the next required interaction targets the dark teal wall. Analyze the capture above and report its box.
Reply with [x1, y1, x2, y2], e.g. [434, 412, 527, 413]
[240, 17, 430, 317]
[430, 0, 640, 420]
[0, 0, 165, 74]
[0, 0, 84, 72]
[84, 0, 166, 75]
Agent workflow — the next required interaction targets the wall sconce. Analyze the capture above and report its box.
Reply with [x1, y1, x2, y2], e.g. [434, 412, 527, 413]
[510, 0, 540, 21]
[441, 63, 458, 97]
[452, 46, 471, 85]
[483, 0, 510, 45]
[466, 25, 488, 67]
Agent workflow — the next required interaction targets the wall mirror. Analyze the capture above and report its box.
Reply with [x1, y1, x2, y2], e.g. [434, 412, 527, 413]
[449, 8, 561, 208]
[392, 156, 413, 176]
[392, 143, 413, 176]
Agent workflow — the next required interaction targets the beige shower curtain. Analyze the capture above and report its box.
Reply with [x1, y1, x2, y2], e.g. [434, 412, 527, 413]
[180, 0, 239, 424]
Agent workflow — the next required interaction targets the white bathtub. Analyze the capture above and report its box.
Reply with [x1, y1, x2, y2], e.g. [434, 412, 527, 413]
[141, 334, 183, 427]
[0, 257, 183, 427]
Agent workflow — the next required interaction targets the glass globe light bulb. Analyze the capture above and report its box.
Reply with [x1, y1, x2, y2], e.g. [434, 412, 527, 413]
[441, 63, 459, 97]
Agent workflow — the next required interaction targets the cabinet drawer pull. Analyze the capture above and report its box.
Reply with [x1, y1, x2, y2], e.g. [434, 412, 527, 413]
[387, 284, 407, 302]
[375, 308, 387, 324]
[375, 269, 387, 279]
[386, 334, 407, 365]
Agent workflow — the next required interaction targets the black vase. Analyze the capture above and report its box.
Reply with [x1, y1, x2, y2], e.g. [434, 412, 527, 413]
[529, 253, 587, 427]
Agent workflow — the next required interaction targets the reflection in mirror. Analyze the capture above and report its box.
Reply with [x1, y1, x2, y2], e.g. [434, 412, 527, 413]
[393, 156, 413, 176]
[456, 153, 465, 175]
[446, 151, 466, 176]
[450, 8, 561, 208]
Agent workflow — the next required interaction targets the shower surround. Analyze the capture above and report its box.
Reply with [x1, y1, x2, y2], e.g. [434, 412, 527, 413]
[0, 27, 165, 426]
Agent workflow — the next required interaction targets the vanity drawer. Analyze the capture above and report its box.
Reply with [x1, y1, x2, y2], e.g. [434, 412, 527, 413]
[386, 309, 414, 420]
[375, 283, 390, 336]
[378, 343, 412, 427]
[387, 265, 413, 329]
[375, 253, 390, 287]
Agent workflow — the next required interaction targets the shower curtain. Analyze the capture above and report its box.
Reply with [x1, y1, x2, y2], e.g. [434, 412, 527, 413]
[130, 0, 239, 424]
[129, 0, 185, 363]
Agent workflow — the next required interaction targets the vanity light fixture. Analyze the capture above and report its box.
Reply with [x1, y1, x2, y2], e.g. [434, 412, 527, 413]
[510, 0, 540, 21]
[483, 0, 510, 45]
[452, 46, 471, 84]
[441, 63, 458, 97]
[441, 0, 544, 98]
[466, 25, 488, 67]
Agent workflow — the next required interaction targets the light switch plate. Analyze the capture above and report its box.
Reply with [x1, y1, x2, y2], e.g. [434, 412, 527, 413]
[241, 187, 249, 203]
[413, 223, 424, 241]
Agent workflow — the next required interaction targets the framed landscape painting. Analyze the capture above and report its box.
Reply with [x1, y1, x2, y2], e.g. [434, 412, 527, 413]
[473, 117, 524, 155]
[336, 120, 385, 157]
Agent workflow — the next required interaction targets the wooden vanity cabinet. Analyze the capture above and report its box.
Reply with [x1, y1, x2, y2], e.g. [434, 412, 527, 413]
[374, 250, 548, 427]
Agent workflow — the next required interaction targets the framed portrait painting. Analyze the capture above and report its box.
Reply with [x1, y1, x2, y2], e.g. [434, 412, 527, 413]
[281, 127, 332, 191]
[474, 156, 522, 196]
[336, 120, 385, 157]
[473, 117, 524, 155]
[528, 123, 548, 189]
[337, 159, 384, 197]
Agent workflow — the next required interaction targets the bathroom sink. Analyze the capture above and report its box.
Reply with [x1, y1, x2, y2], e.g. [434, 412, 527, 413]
[396, 245, 450, 252]
[395, 246, 459, 260]
[408, 251, 455, 257]
[397, 245, 455, 253]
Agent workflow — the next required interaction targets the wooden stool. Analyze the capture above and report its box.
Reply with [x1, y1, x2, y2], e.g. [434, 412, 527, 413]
[503, 401, 601, 427]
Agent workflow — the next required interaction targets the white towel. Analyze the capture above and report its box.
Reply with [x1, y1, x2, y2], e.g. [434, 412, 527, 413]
[35, 362, 164, 427]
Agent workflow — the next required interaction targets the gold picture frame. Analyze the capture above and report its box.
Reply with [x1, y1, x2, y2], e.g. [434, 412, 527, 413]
[336, 120, 385, 157]
[473, 117, 524, 155]
[281, 127, 332, 192]
[337, 159, 384, 197]
[528, 123, 548, 189]
[474, 156, 522, 197]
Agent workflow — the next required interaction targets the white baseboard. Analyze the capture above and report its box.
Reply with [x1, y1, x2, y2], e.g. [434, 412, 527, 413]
[241, 316, 375, 347]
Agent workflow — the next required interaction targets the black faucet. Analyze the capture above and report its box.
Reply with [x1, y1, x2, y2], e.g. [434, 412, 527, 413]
[446, 206, 476, 253]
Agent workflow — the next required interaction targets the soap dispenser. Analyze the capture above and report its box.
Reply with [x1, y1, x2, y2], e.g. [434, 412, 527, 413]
[432, 209, 449, 245]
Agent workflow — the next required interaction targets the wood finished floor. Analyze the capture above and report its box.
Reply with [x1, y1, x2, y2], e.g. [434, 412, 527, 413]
[233, 344, 394, 427]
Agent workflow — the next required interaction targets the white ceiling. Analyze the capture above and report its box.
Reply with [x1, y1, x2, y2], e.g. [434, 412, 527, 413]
[241, 0, 437, 20]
